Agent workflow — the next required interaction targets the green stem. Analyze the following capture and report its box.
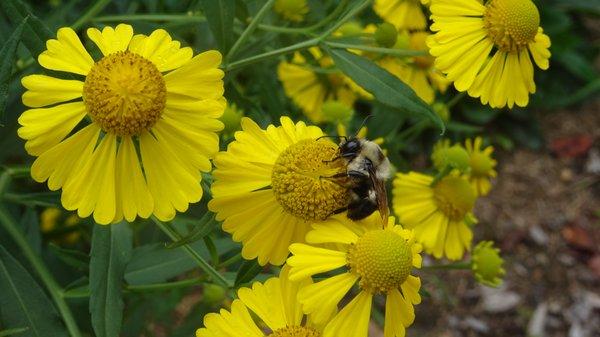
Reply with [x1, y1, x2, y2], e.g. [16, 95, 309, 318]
[71, 0, 112, 30]
[226, 0, 276, 62]
[258, 0, 350, 34]
[323, 41, 427, 57]
[319, 0, 372, 38]
[446, 92, 466, 108]
[219, 252, 242, 268]
[61, 277, 205, 298]
[0, 206, 82, 337]
[151, 217, 232, 288]
[92, 13, 206, 23]
[421, 261, 472, 270]
[225, 37, 320, 71]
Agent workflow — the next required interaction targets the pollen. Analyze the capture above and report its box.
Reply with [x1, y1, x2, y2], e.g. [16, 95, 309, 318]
[271, 139, 350, 221]
[83, 51, 166, 136]
[347, 229, 413, 294]
[484, 0, 540, 52]
[268, 326, 321, 337]
[432, 176, 476, 221]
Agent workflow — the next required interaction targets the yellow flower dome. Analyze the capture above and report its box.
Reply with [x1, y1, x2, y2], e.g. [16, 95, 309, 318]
[373, 0, 429, 30]
[208, 116, 351, 266]
[19, 24, 225, 224]
[427, 0, 551, 108]
[196, 267, 332, 337]
[378, 31, 450, 104]
[287, 214, 422, 337]
[471, 241, 505, 287]
[277, 48, 367, 123]
[393, 172, 477, 260]
[465, 137, 497, 196]
[274, 0, 309, 23]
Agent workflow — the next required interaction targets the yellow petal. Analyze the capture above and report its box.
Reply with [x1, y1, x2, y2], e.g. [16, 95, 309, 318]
[38, 27, 94, 75]
[298, 272, 358, 325]
[322, 291, 372, 337]
[87, 23, 133, 56]
[128, 29, 193, 72]
[21, 75, 83, 108]
[164, 50, 224, 100]
[18, 101, 87, 156]
[116, 137, 154, 222]
[287, 244, 347, 280]
[238, 278, 287, 331]
[30, 124, 100, 190]
[197, 299, 263, 337]
[139, 131, 202, 221]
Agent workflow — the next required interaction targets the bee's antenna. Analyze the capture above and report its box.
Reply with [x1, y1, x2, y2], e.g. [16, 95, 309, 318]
[353, 114, 374, 138]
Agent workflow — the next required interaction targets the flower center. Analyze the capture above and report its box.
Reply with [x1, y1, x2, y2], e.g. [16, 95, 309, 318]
[83, 51, 166, 136]
[268, 326, 321, 337]
[470, 152, 494, 177]
[271, 139, 350, 221]
[483, 0, 540, 52]
[433, 176, 476, 221]
[347, 229, 413, 294]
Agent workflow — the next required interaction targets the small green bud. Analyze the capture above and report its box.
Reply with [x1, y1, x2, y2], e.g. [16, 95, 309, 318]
[337, 21, 364, 37]
[203, 283, 227, 305]
[374, 23, 398, 48]
[445, 145, 471, 172]
[220, 104, 244, 136]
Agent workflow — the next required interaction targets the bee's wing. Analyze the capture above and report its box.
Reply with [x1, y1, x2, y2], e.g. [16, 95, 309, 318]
[368, 166, 389, 224]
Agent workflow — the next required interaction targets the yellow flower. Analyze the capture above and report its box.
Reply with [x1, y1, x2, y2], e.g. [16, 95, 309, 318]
[428, 0, 551, 108]
[471, 241, 505, 287]
[392, 172, 477, 260]
[277, 48, 366, 123]
[465, 137, 497, 196]
[208, 117, 350, 265]
[287, 214, 422, 337]
[19, 24, 225, 224]
[196, 267, 331, 337]
[274, 0, 309, 23]
[378, 31, 450, 104]
[373, 0, 429, 30]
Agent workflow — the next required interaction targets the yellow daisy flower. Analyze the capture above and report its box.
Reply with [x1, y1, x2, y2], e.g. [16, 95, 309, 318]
[392, 172, 477, 260]
[373, 0, 429, 30]
[277, 48, 366, 123]
[378, 31, 450, 104]
[287, 214, 422, 337]
[19, 24, 225, 224]
[471, 241, 505, 287]
[427, 0, 551, 108]
[197, 267, 331, 337]
[208, 117, 350, 266]
[273, 0, 309, 22]
[465, 137, 497, 196]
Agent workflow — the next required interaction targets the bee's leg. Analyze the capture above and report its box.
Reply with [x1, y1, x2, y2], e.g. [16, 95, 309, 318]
[332, 206, 348, 214]
[319, 172, 348, 179]
[322, 156, 341, 164]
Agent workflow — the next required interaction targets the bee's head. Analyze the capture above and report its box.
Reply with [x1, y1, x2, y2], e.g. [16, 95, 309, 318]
[339, 137, 362, 157]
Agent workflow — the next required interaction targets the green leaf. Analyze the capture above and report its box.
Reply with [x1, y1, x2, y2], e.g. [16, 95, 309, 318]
[89, 222, 132, 337]
[0, 17, 26, 125]
[0, 245, 68, 337]
[125, 238, 231, 286]
[0, 0, 54, 58]
[234, 259, 262, 287]
[48, 243, 89, 271]
[324, 47, 445, 132]
[0, 328, 29, 337]
[200, 0, 235, 53]
[2, 192, 61, 208]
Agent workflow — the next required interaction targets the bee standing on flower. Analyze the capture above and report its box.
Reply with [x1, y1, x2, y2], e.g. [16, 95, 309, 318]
[327, 136, 391, 222]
